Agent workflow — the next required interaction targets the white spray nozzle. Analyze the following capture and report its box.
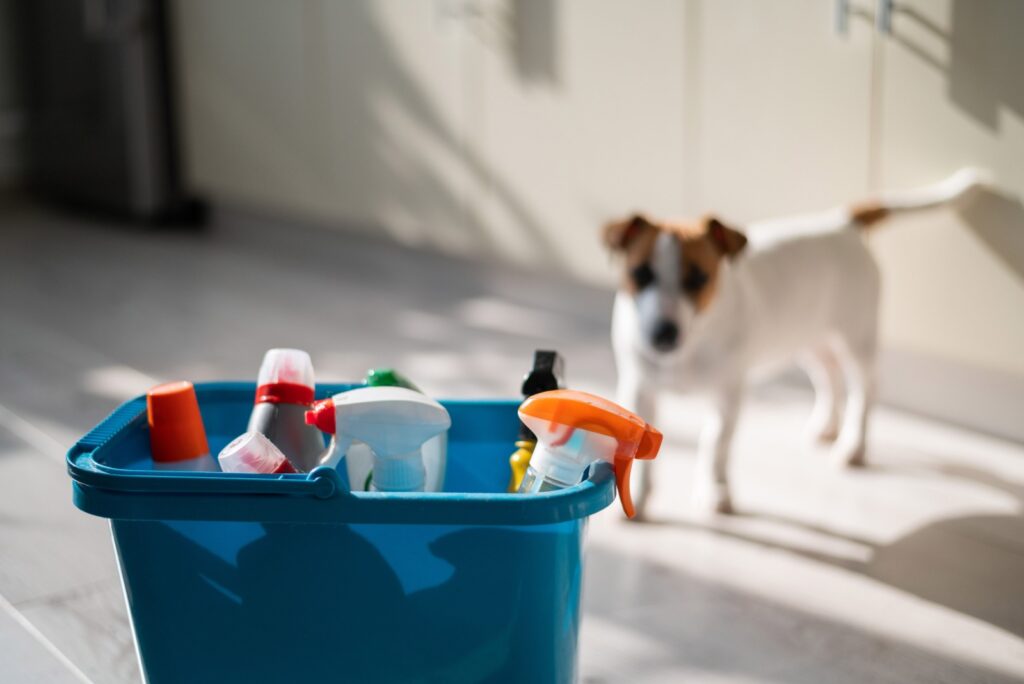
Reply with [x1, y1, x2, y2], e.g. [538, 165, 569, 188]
[305, 386, 451, 492]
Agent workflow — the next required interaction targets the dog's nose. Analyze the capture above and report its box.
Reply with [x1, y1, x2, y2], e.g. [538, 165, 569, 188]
[652, 320, 679, 350]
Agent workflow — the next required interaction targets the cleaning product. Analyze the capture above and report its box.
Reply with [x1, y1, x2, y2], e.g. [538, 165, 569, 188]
[218, 431, 297, 474]
[508, 350, 564, 492]
[305, 386, 451, 493]
[146, 381, 218, 471]
[346, 368, 448, 492]
[516, 389, 662, 518]
[247, 348, 325, 472]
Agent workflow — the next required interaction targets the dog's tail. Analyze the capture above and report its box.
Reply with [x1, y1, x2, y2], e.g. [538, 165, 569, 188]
[848, 167, 993, 229]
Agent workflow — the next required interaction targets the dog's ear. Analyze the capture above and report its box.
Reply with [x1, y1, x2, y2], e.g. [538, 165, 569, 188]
[603, 214, 655, 252]
[706, 216, 747, 257]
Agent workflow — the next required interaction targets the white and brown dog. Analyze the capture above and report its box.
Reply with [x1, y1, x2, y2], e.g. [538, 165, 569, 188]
[606, 169, 988, 517]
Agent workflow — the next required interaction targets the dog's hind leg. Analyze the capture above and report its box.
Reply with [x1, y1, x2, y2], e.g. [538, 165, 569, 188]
[832, 335, 876, 468]
[799, 345, 844, 444]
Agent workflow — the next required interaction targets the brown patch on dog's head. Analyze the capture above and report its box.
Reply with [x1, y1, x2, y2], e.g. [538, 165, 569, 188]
[670, 216, 743, 312]
[603, 214, 660, 293]
[704, 215, 748, 256]
[603, 212, 748, 312]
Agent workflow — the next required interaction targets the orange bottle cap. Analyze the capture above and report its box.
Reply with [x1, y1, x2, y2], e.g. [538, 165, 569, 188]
[519, 389, 662, 518]
[147, 381, 210, 463]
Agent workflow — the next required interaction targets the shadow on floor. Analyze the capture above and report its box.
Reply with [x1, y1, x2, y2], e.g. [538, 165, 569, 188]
[583, 545, 1022, 684]
[641, 458, 1024, 637]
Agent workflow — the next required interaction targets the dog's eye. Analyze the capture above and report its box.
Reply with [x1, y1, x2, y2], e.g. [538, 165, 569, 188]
[681, 266, 708, 294]
[631, 263, 655, 290]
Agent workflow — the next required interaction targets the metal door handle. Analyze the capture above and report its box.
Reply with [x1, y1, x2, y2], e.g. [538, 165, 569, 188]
[876, 0, 894, 34]
[835, 0, 851, 35]
[835, 0, 894, 36]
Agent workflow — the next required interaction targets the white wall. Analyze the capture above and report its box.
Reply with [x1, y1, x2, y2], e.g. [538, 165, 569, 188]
[871, 0, 1024, 379]
[173, 0, 686, 286]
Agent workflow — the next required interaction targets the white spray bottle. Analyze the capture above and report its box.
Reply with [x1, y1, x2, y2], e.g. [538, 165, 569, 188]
[305, 386, 451, 493]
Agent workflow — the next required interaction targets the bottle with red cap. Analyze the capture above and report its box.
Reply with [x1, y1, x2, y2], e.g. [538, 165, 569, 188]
[246, 348, 326, 472]
[147, 381, 218, 471]
[217, 431, 297, 474]
[516, 389, 662, 518]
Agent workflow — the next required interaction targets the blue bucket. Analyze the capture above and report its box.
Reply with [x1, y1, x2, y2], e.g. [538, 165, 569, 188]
[67, 382, 615, 683]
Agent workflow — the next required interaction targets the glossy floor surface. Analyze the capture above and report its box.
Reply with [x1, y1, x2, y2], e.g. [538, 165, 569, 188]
[1, 202, 1022, 683]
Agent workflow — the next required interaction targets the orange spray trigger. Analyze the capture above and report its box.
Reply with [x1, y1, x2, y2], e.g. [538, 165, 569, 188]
[517, 390, 663, 518]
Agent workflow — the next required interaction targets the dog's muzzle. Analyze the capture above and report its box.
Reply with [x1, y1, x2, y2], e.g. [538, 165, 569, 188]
[652, 319, 679, 351]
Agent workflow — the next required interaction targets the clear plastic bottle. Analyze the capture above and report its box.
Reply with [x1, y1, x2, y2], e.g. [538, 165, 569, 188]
[516, 389, 662, 518]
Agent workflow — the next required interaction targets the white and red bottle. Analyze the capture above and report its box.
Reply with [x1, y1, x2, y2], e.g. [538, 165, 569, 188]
[246, 348, 326, 472]
[218, 431, 296, 474]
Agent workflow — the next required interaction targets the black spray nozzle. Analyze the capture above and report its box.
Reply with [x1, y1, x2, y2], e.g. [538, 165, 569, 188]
[521, 350, 564, 396]
[518, 350, 565, 441]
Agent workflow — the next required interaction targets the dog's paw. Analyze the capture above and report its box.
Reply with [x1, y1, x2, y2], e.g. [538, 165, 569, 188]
[692, 482, 735, 515]
[803, 413, 841, 445]
[832, 437, 867, 468]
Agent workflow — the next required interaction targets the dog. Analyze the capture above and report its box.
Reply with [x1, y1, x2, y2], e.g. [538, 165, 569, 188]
[606, 168, 989, 517]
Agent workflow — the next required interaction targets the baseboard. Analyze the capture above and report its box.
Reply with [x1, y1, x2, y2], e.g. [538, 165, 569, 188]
[877, 348, 1024, 444]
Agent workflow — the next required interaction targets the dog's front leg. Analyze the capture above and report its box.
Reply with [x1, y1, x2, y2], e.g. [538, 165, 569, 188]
[616, 365, 657, 520]
[692, 379, 743, 515]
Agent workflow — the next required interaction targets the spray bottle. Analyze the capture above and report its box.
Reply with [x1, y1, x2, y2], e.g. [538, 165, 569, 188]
[516, 389, 662, 518]
[346, 368, 449, 491]
[508, 350, 564, 492]
[246, 348, 326, 472]
[305, 386, 451, 493]
[218, 431, 297, 474]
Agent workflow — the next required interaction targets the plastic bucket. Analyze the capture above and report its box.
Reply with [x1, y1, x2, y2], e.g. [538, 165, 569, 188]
[67, 382, 615, 683]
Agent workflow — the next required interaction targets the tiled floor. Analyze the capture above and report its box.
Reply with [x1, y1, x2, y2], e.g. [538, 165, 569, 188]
[1, 201, 1022, 683]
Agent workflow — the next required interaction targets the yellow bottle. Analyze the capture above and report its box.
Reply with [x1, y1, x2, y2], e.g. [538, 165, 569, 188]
[508, 439, 536, 492]
[507, 350, 564, 492]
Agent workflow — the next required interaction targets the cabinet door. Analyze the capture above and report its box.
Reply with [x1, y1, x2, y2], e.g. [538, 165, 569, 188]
[467, 0, 688, 283]
[690, 0, 875, 222]
[871, 0, 1024, 377]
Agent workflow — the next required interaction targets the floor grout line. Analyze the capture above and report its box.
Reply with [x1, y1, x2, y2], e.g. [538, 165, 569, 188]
[0, 591, 94, 684]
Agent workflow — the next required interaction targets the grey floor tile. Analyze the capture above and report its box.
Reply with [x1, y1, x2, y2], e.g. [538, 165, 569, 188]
[18, 579, 139, 684]
[0, 597, 89, 684]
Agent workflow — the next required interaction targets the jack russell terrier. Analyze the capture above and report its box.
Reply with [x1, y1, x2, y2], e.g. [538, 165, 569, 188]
[606, 169, 989, 517]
